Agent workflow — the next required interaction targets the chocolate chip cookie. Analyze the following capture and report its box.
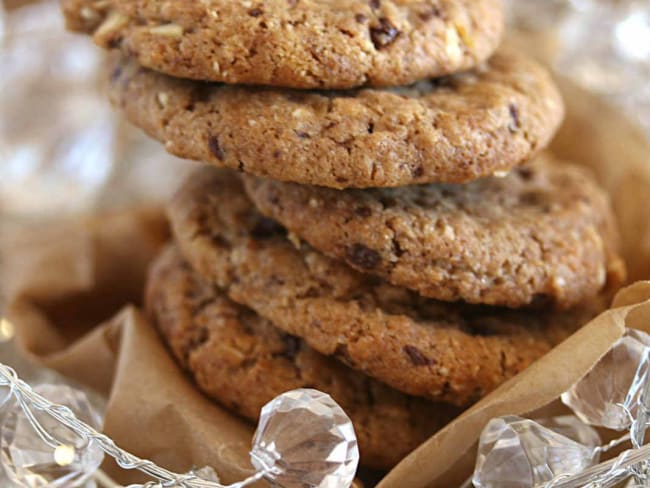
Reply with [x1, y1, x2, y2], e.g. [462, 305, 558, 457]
[146, 246, 461, 469]
[109, 50, 564, 188]
[63, 0, 504, 89]
[168, 168, 606, 405]
[243, 155, 625, 309]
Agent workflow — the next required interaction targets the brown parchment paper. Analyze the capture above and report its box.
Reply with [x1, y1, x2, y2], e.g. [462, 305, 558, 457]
[0, 81, 649, 487]
[0, 209, 262, 486]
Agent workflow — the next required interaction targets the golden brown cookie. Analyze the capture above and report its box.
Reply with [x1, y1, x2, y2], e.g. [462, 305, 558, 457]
[108, 50, 564, 188]
[168, 168, 607, 405]
[146, 246, 461, 469]
[243, 155, 625, 309]
[63, 0, 504, 89]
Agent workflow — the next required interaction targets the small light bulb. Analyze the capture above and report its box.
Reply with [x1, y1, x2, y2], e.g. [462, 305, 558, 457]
[53, 444, 76, 466]
[0, 318, 15, 342]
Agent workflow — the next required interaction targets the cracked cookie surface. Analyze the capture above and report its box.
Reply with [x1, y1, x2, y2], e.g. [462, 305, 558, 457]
[146, 246, 460, 470]
[168, 168, 606, 405]
[243, 155, 625, 309]
[62, 0, 504, 89]
[109, 50, 564, 188]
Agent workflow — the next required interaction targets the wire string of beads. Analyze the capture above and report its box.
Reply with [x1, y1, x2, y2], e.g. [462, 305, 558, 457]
[0, 363, 268, 488]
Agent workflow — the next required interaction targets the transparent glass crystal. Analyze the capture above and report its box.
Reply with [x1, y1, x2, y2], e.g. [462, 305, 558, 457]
[250, 389, 358, 488]
[0, 385, 11, 409]
[472, 415, 599, 488]
[0, 384, 104, 487]
[561, 328, 650, 430]
[537, 415, 601, 448]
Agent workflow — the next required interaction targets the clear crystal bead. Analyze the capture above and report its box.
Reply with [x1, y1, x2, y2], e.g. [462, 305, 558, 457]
[472, 415, 599, 488]
[0, 385, 11, 409]
[0, 384, 104, 488]
[537, 416, 601, 448]
[250, 389, 359, 488]
[561, 328, 650, 430]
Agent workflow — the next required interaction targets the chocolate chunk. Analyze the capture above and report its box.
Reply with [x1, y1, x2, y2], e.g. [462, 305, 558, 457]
[280, 334, 301, 360]
[403, 345, 434, 366]
[347, 243, 381, 269]
[509, 103, 521, 132]
[355, 206, 372, 218]
[370, 18, 400, 49]
[208, 135, 225, 160]
[517, 166, 534, 181]
[392, 237, 405, 257]
[419, 8, 441, 21]
[250, 217, 285, 239]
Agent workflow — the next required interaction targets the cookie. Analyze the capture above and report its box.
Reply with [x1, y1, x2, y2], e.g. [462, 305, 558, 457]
[62, 0, 504, 89]
[146, 246, 460, 470]
[109, 50, 564, 189]
[243, 155, 625, 309]
[168, 168, 606, 405]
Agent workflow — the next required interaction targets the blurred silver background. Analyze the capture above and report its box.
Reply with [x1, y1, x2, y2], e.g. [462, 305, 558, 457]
[0, 0, 648, 220]
[0, 0, 195, 221]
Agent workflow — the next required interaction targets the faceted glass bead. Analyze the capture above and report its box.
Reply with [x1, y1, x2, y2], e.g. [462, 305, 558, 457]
[472, 415, 599, 488]
[561, 328, 650, 429]
[0, 385, 11, 409]
[250, 389, 359, 488]
[537, 416, 601, 448]
[0, 384, 104, 488]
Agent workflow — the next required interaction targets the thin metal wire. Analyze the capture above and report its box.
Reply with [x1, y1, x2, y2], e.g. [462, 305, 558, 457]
[8, 341, 650, 488]
[15, 391, 62, 449]
[0, 363, 268, 488]
[593, 432, 631, 455]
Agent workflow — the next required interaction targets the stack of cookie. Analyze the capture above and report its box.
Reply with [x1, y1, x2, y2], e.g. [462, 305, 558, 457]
[63, 0, 626, 471]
